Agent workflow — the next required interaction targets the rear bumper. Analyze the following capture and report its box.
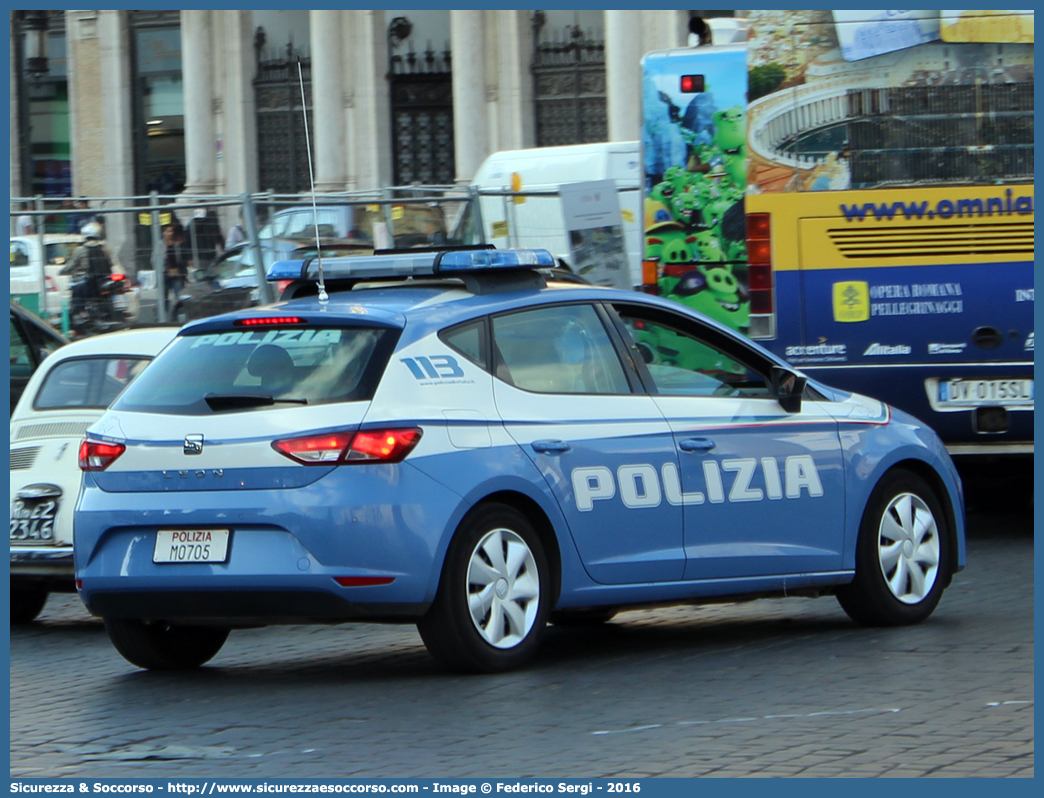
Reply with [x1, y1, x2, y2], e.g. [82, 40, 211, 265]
[74, 462, 468, 620]
[11, 546, 75, 589]
[85, 588, 428, 624]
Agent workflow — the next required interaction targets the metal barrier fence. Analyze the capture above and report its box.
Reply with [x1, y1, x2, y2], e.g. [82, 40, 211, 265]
[10, 187, 475, 334]
[10, 183, 640, 337]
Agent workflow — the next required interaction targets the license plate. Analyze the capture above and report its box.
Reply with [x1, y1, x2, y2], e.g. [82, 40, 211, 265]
[937, 378, 1034, 408]
[153, 529, 231, 564]
[10, 499, 58, 543]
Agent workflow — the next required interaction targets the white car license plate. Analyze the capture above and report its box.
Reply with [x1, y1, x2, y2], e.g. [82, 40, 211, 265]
[153, 529, 231, 564]
[10, 499, 58, 543]
[937, 378, 1034, 408]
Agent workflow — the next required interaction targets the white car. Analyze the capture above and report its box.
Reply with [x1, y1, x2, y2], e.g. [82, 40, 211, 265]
[10, 326, 178, 623]
[10, 235, 140, 327]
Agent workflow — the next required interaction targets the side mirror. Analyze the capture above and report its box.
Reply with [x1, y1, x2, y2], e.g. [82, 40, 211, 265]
[771, 365, 806, 413]
[193, 268, 208, 282]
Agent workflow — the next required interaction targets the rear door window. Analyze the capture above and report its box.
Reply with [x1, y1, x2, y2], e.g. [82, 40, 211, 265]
[114, 326, 399, 415]
[491, 304, 630, 395]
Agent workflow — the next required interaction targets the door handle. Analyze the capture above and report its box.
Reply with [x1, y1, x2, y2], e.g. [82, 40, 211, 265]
[679, 437, 716, 453]
[531, 439, 572, 454]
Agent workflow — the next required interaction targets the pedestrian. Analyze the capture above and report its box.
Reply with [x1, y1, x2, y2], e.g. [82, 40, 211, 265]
[157, 223, 190, 302]
[15, 208, 34, 236]
[225, 212, 247, 249]
[66, 198, 103, 237]
[186, 207, 225, 266]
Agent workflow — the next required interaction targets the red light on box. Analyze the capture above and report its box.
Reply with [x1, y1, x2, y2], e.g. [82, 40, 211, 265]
[680, 75, 704, 93]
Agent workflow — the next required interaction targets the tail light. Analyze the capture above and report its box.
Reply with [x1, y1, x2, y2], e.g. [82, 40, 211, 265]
[235, 316, 304, 328]
[273, 428, 422, 465]
[79, 440, 126, 471]
[346, 429, 422, 462]
[745, 212, 776, 339]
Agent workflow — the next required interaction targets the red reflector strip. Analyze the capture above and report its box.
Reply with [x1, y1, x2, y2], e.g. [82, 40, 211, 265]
[235, 316, 305, 327]
[334, 576, 395, 587]
[76, 580, 83, 590]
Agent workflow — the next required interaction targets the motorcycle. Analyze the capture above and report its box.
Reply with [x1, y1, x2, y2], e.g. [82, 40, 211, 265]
[69, 271, 131, 338]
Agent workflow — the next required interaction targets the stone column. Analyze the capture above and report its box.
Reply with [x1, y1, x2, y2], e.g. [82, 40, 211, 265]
[11, 21, 22, 206]
[641, 10, 688, 54]
[310, 10, 346, 192]
[342, 11, 392, 191]
[450, 9, 488, 182]
[217, 10, 258, 198]
[181, 10, 217, 195]
[96, 11, 137, 269]
[605, 10, 642, 142]
[493, 10, 535, 151]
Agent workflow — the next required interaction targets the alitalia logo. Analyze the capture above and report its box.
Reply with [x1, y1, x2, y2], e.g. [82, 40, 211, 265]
[863, 343, 912, 356]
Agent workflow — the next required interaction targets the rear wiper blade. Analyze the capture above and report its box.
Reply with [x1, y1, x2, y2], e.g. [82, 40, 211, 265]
[204, 393, 308, 410]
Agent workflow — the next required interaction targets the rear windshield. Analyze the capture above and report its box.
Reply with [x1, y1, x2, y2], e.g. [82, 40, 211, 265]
[113, 326, 397, 415]
[35, 357, 151, 410]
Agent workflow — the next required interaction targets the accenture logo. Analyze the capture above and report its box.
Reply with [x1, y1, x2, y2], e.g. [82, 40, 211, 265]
[784, 344, 847, 357]
[863, 343, 912, 356]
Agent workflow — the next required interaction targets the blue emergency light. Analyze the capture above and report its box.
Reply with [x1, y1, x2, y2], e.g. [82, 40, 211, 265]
[267, 248, 555, 283]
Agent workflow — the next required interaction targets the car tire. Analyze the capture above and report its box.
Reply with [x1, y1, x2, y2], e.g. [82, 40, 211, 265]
[837, 470, 950, 626]
[549, 607, 617, 627]
[103, 618, 230, 670]
[11, 588, 48, 624]
[417, 503, 551, 673]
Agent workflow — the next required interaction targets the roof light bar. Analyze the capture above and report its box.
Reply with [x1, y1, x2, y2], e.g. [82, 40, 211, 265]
[435, 248, 555, 273]
[266, 248, 555, 283]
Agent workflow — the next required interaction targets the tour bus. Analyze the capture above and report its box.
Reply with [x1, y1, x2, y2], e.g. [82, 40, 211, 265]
[640, 10, 1033, 459]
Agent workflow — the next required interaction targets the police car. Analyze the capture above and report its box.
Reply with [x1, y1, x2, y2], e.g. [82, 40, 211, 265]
[74, 248, 965, 673]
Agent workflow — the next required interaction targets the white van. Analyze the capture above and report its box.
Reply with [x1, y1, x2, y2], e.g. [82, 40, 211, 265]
[465, 141, 642, 286]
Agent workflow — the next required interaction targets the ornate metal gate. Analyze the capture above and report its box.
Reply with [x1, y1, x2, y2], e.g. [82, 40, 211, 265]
[253, 31, 312, 194]
[531, 16, 607, 146]
[389, 42, 455, 185]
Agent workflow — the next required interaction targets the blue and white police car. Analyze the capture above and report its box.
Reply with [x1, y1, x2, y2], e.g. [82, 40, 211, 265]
[74, 248, 965, 672]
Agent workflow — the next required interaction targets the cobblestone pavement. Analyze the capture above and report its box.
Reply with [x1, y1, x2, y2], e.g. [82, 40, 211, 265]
[11, 509, 1032, 778]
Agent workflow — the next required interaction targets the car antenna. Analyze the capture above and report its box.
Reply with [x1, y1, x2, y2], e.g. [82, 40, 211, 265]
[297, 57, 328, 303]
